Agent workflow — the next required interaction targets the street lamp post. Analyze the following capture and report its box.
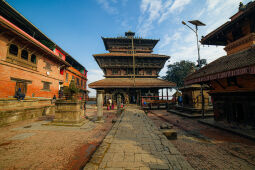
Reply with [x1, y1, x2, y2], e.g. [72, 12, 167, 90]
[182, 20, 206, 119]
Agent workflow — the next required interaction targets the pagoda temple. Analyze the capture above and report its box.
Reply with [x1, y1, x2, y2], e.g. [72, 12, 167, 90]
[89, 31, 176, 105]
[185, 1, 255, 127]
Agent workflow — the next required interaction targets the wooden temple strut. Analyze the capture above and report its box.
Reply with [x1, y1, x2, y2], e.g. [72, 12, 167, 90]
[215, 79, 225, 89]
[132, 36, 136, 86]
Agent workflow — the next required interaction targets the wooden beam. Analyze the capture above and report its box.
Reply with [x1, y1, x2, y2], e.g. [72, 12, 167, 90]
[215, 80, 225, 89]
[161, 88, 163, 100]
[0, 31, 7, 36]
[250, 13, 255, 32]
[7, 37, 16, 45]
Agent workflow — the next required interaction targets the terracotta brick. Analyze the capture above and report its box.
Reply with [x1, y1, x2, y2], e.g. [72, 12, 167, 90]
[0, 33, 64, 98]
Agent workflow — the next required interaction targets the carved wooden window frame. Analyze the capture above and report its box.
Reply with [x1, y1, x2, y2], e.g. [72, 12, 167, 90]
[41, 81, 51, 91]
[7, 43, 37, 70]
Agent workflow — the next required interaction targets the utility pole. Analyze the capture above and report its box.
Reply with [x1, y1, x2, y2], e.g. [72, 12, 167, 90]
[182, 20, 206, 118]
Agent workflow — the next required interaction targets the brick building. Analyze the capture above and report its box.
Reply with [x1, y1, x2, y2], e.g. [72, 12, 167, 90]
[0, 1, 87, 99]
[63, 53, 88, 100]
[185, 1, 255, 126]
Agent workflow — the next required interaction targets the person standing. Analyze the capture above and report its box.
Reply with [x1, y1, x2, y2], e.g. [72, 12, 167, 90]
[109, 98, 112, 110]
[107, 98, 110, 110]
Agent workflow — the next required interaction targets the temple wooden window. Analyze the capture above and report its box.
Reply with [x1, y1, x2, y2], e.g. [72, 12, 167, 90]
[227, 76, 238, 86]
[146, 69, 152, 75]
[83, 81, 86, 89]
[127, 69, 133, 75]
[136, 69, 141, 75]
[76, 78, 80, 86]
[9, 44, 18, 56]
[21, 50, 28, 60]
[66, 73, 69, 82]
[232, 26, 243, 41]
[81, 79, 83, 88]
[112, 69, 119, 75]
[31, 54, 36, 64]
[42, 81, 51, 91]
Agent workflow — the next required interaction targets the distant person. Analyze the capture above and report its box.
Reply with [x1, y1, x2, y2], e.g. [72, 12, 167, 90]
[52, 94, 56, 104]
[58, 90, 63, 99]
[109, 98, 112, 110]
[178, 96, 183, 106]
[112, 101, 114, 109]
[14, 88, 25, 100]
[107, 98, 110, 110]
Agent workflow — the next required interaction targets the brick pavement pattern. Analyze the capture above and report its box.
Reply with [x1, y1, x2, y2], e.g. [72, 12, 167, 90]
[84, 106, 193, 170]
[148, 110, 255, 170]
[0, 108, 116, 170]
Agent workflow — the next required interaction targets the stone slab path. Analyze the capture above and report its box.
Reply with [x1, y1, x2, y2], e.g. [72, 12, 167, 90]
[84, 106, 193, 170]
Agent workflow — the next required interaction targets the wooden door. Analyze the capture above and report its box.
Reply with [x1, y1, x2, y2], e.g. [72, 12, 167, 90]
[15, 82, 27, 94]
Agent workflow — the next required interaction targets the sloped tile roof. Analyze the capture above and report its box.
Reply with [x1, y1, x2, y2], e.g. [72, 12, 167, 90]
[185, 47, 255, 84]
[201, 1, 255, 45]
[89, 78, 176, 89]
[93, 53, 170, 58]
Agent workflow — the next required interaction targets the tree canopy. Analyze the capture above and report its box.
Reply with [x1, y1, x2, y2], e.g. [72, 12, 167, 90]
[162, 60, 195, 88]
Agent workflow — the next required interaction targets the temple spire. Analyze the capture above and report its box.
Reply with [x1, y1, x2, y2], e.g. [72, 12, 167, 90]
[125, 31, 135, 38]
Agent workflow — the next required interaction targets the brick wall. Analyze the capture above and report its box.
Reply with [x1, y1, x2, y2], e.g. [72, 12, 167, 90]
[0, 32, 64, 99]
[63, 67, 87, 91]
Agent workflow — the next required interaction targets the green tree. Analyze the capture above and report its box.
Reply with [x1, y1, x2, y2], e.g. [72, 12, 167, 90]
[63, 79, 79, 100]
[162, 60, 195, 88]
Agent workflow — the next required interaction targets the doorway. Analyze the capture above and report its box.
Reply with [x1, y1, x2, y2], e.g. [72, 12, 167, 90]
[15, 82, 27, 95]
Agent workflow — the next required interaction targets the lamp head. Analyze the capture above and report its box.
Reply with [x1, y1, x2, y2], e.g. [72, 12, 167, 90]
[182, 21, 186, 25]
[188, 20, 206, 26]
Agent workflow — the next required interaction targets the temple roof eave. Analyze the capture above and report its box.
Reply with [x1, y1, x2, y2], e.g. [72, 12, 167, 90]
[93, 53, 170, 58]
[184, 47, 255, 85]
[88, 78, 176, 89]
[102, 37, 159, 51]
[201, 1, 255, 46]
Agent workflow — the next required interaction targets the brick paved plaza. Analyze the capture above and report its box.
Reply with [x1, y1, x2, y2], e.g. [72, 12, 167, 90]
[84, 106, 193, 170]
[149, 110, 255, 170]
[1, 106, 255, 169]
[0, 108, 116, 170]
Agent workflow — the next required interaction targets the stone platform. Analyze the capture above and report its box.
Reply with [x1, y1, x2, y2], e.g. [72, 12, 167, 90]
[168, 109, 214, 118]
[199, 118, 255, 141]
[84, 106, 193, 170]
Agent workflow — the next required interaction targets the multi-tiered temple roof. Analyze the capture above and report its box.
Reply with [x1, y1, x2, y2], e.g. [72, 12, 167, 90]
[89, 31, 175, 89]
[102, 32, 159, 53]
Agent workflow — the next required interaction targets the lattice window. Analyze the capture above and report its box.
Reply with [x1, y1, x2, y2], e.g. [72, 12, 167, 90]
[21, 50, 28, 60]
[9, 44, 18, 56]
[31, 54, 36, 64]
[42, 81, 51, 91]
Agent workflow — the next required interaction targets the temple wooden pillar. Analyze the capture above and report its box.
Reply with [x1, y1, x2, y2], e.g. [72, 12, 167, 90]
[97, 90, 104, 121]
[117, 94, 121, 115]
[167, 88, 169, 101]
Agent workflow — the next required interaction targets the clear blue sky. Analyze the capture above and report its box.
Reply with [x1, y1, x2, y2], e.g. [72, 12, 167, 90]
[6, 0, 250, 96]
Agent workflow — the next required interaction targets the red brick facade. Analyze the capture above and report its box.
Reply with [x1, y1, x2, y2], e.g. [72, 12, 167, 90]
[63, 67, 88, 100]
[0, 2, 87, 100]
[0, 18, 68, 99]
